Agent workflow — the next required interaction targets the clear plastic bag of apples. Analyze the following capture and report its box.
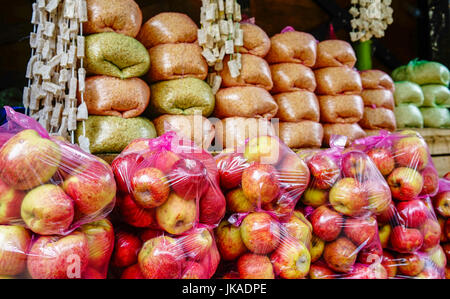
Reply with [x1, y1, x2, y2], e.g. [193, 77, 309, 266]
[350, 130, 446, 279]
[432, 177, 450, 279]
[0, 107, 117, 279]
[110, 131, 225, 279]
[213, 135, 315, 279]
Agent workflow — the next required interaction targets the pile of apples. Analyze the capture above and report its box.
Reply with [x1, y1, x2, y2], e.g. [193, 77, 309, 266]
[110, 226, 220, 279]
[354, 131, 446, 279]
[432, 174, 450, 279]
[0, 129, 117, 235]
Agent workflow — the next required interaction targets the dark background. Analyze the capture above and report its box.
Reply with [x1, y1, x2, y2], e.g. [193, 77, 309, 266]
[0, 0, 449, 106]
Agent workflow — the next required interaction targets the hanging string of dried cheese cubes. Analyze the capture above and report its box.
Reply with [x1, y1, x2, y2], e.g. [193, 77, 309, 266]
[349, 0, 394, 42]
[23, 0, 90, 153]
[199, 0, 243, 94]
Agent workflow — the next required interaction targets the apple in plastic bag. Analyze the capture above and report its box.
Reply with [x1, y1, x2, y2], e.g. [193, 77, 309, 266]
[237, 253, 274, 279]
[182, 262, 208, 279]
[367, 147, 395, 176]
[21, 184, 74, 235]
[344, 216, 378, 247]
[240, 212, 281, 254]
[387, 167, 423, 201]
[138, 236, 184, 279]
[241, 163, 280, 206]
[0, 225, 30, 276]
[131, 167, 170, 209]
[396, 199, 429, 228]
[0, 129, 62, 190]
[277, 153, 310, 193]
[111, 153, 144, 193]
[215, 220, 247, 261]
[420, 165, 439, 196]
[117, 193, 157, 228]
[216, 153, 249, 190]
[390, 226, 423, 253]
[310, 235, 325, 263]
[307, 154, 340, 190]
[169, 158, 208, 201]
[112, 228, 142, 268]
[284, 212, 312, 246]
[345, 263, 387, 279]
[63, 161, 116, 216]
[0, 179, 24, 224]
[156, 192, 196, 235]
[329, 178, 369, 217]
[27, 231, 89, 279]
[182, 229, 213, 260]
[271, 237, 311, 279]
[310, 206, 343, 242]
[433, 191, 450, 218]
[397, 252, 425, 277]
[419, 219, 441, 251]
[381, 251, 398, 278]
[323, 237, 357, 273]
[378, 223, 392, 248]
[309, 262, 336, 279]
[393, 136, 429, 171]
[80, 219, 114, 271]
[225, 188, 255, 213]
[244, 136, 281, 165]
[302, 188, 328, 208]
[198, 185, 226, 225]
[121, 264, 145, 279]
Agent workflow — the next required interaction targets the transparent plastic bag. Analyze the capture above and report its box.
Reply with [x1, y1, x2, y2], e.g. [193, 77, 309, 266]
[265, 30, 317, 67]
[359, 107, 397, 131]
[392, 60, 450, 86]
[214, 210, 313, 279]
[394, 81, 424, 106]
[319, 95, 364, 124]
[314, 67, 363, 95]
[361, 89, 395, 110]
[421, 85, 450, 107]
[360, 70, 395, 92]
[274, 91, 320, 122]
[111, 132, 226, 232]
[0, 107, 116, 236]
[81, 76, 150, 119]
[420, 107, 450, 128]
[322, 123, 366, 147]
[270, 63, 317, 93]
[220, 54, 273, 90]
[147, 43, 208, 83]
[314, 40, 356, 69]
[394, 105, 424, 129]
[300, 137, 391, 278]
[112, 225, 220, 279]
[137, 12, 198, 49]
[351, 131, 445, 279]
[214, 86, 278, 119]
[83, 0, 143, 38]
[432, 179, 450, 278]
[277, 121, 323, 149]
[239, 23, 271, 57]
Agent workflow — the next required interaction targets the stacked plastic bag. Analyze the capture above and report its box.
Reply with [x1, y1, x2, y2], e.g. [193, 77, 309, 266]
[313, 40, 366, 147]
[78, 0, 156, 154]
[213, 20, 277, 150]
[359, 70, 396, 132]
[0, 107, 116, 279]
[137, 12, 215, 150]
[392, 59, 450, 129]
[266, 27, 323, 149]
[352, 130, 446, 279]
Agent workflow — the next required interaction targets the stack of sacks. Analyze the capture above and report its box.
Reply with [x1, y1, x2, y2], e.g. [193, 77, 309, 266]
[393, 60, 450, 128]
[137, 13, 215, 149]
[266, 29, 323, 149]
[359, 70, 397, 133]
[214, 22, 278, 149]
[77, 0, 156, 154]
[313, 40, 366, 146]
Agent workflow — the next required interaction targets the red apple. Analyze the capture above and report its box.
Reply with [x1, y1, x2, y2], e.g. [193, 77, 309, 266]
[420, 166, 439, 196]
[182, 262, 208, 279]
[443, 243, 450, 261]
[397, 252, 425, 277]
[0, 179, 24, 224]
[346, 263, 387, 279]
[357, 241, 383, 265]
[433, 191, 450, 218]
[27, 231, 89, 279]
[155, 192, 196, 235]
[309, 262, 336, 279]
[393, 136, 429, 171]
[138, 236, 184, 279]
[198, 185, 226, 225]
[310, 206, 343, 242]
[387, 167, 424, 201]
[243, 136, 281, 165]
[341, 151, 369, 181]
[396, 199, 429, 228]
[216, 153, 249, 190]
[307, 154, 340, 190]
[169, 158, 208, 200]
[112, 229, 142, 268]
[241, 163, 280, 207]
[377, 202, 396, 224]
[21, 184, 74, 235]
[153, 150, 181, 175]
[226, 188, 255, 213]
[111, 153, 143, 193]
[365, 180, 392, 215]
[344, 216, 378, 247]
[390, 226, 424, 253]
[120, 264, 144, 279]
[0, 225, 30, 276]
[419, 219, 441, 251]
[277, 153, 310, 194]
[240, 212, 281, 254]
[0, 129, 62, 190]
[329, 178, 369, 217]
[323, 237, 358, 273]
[302, 188, 328, 208]
[215, 220, 247, 261]
[271, 237, 311, 279]
[381, 251, 398, 278]
[117, 193, 157, 228]
[82, 267, 105, 279]
[367, 147, 395, 176]
[262, 190, 297, 220]
[80, 219, 114, 272]
[63, 161, 116, 215]
[182, 229, 213, 260]
[139, 229, 163, 242]
[445, 218, 450, 240]
[131, 167, 170, 209]
[284, 213, 312, 246]
[237, 253, 274, 279]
